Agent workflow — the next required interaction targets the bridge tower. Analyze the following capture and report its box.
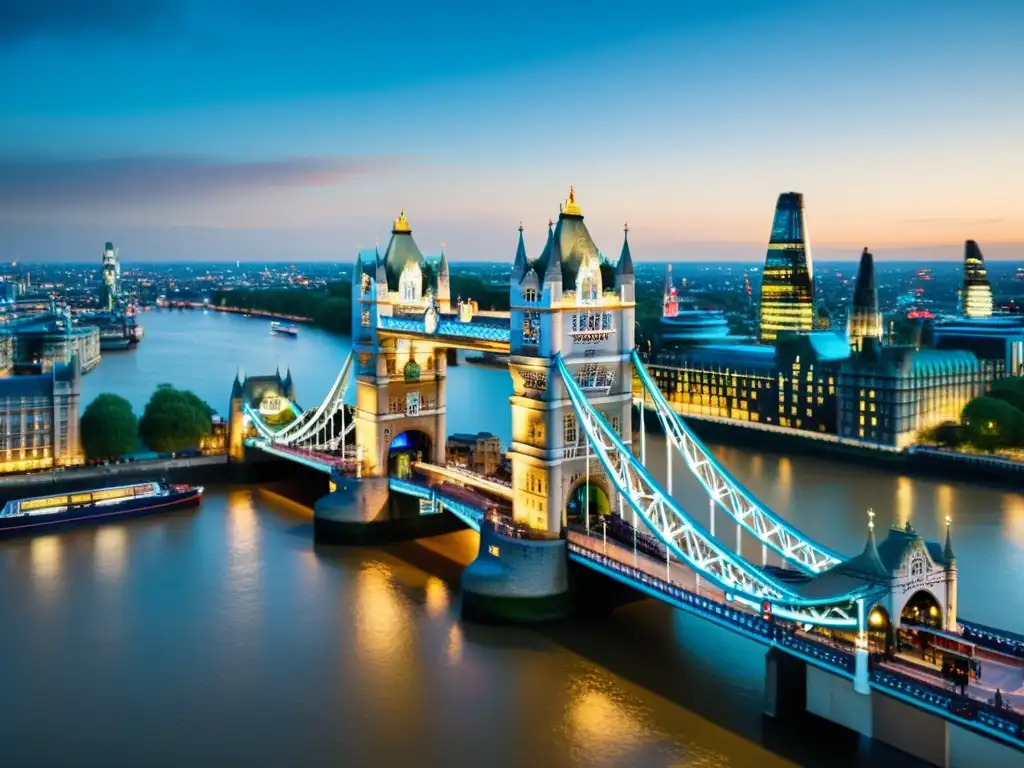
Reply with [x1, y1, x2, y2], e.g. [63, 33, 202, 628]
[227, 367, 296, 462]
[507, 188, 636, 534]
[351, 211, 450, 476]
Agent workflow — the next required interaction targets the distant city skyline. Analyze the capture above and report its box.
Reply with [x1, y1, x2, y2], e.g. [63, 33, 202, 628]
[1, 1, 1022, 262]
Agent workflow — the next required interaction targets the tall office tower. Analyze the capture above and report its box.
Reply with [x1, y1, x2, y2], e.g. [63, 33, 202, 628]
[962, 240, 993, 319]
[847, 247, 883, 349]
[100, 241, 120, 311]
[758, 192, 815, 343]
[662, 264, 678, 317]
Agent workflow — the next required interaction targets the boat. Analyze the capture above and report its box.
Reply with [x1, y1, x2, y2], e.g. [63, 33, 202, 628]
[0, 481, 203, 536]
[270, 321, 298, 337]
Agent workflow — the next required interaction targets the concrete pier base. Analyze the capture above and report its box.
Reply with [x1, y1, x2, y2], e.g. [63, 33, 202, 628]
[762, 650, 1023, 768]
[460, 525, 571, 623]
[313, 475, 463, 545]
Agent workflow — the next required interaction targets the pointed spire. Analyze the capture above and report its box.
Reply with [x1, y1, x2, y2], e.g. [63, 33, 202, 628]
[664, 264, 674, 296]
[438, 242, 449, 278]
[943, 516, 956, 564]
[231, 367, 243, 400]
[563, 185, 582, 216]
[856, 508, 888, 579]
[544, 217, 561, 282]
[617, 222, 634, 276]
[393, 210, 411, 234]
[512, 222, 528, 279]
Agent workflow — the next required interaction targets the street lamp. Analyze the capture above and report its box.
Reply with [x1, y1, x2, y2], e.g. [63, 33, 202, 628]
[602, 517, 607, 554]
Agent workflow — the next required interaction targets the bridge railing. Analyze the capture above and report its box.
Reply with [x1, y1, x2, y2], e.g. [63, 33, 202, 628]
[566, 536, 857, 676]
[870, 668, 1024, 747]
[959, 618, 1024, 660]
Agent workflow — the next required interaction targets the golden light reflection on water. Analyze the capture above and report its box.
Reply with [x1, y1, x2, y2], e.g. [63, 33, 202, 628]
[776, 456, 792, 502]
[564, 674, 654, 764]
[1002, 495, 1024, 547]
[30, 535, 62, 600]
[94, 526, 127, 582]
[895, 476, 914, 528]
[353, 563, 412, 670]
[446, 624, 463, 666]
[224, 491, 263, 603]
[935, 484, 954, 529]
[424, 576, 449, 619]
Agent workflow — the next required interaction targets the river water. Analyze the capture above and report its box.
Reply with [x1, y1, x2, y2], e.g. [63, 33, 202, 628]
[1, 308, 1020, 767]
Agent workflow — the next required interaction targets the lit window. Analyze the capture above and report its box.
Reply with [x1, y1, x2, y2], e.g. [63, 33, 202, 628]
[488, 545, 500, 557]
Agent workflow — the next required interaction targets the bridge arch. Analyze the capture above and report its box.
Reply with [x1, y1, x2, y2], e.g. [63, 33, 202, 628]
[565, 474, 612, 526]
[867, 604, 893, 655]
[387, 428, 433, 479]
[899, 588, 943, 629]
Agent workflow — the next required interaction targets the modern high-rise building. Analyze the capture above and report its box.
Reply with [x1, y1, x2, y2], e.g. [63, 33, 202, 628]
[759, 192, 815, 343]
[961, 240, 993, 319]
[100, 241, 121, 311]
[847, 247, 883, 349]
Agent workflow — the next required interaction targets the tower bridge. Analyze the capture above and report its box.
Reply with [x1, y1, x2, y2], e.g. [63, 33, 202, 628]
[230, 189, 1024, 766]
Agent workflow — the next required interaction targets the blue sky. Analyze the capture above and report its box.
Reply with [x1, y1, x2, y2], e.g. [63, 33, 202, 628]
[1, 0, 1022, 263]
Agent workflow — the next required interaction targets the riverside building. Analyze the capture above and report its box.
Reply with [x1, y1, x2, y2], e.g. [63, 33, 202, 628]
[0, 358, 83, 474]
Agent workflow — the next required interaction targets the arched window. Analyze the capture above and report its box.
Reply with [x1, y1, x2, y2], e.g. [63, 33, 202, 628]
[399, 263, 422, 303]
[910, 558, 925, 577]
[575, 259, 601, 305]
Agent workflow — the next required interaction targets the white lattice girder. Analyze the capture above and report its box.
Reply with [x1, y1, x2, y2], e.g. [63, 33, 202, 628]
[556, 355, 862, 627]
[631, 351, 843, 574]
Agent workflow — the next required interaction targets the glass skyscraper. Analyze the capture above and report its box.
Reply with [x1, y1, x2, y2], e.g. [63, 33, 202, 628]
[962, 239, 993, 319]
[759, 192, 815, 343]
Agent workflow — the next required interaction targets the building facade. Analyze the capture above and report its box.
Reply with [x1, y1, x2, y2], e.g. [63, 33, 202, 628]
[1, 312, 101, 374]
[508, 189, 635, 532]
[446, 431, 502, 476]
[758, 192, 815, 343]
[933, 316, 1024, 381]
[0, 358, 83, 474]
[643, 331, 849, 432]
[961, 240, 993, 319]
[837, 339, 986, 448]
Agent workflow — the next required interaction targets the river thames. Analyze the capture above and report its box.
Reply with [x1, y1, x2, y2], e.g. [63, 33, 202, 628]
[1, 308, 1022, 767]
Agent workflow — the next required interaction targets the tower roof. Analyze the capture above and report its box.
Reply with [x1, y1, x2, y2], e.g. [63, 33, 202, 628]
[852, 247, 879, 314]
[617, 223, 634, 277]
[512, 223, 528, 278]
[531, 188, 601, 288]
[963, 240, 989, 284]
[381, 211, 425, 292]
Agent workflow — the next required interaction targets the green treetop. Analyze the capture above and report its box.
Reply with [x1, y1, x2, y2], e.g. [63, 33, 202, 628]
[139, 384, 216, 453]
[80, 393, 139, 461]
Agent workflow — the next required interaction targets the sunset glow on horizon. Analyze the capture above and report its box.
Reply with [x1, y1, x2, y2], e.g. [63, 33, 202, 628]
[1, 0, 1021, 262]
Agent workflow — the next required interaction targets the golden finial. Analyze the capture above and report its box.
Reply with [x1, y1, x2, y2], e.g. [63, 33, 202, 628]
[945, 515, 952, 528]
[548, 218, 553, 229]
[518, 221, 523, 233]
[441, 242, 446, 250]
[562, 185, 582, 216]
[624, 221, 629, 234]
[867, 508, 875, 530]
[393, 210, 411, 233]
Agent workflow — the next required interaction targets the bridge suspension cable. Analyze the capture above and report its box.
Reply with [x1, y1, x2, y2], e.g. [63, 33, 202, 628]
[631, 351, 843, 575]
[245, 351, 356, 453]
[556, 355, 868, 628]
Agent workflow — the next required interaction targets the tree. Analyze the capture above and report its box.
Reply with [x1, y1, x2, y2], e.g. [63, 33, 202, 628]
[139, 384, 215, 453]
[961, 396, 1024, 451]
[989, 377, 1024, 413]
[80, 394, 139, 460]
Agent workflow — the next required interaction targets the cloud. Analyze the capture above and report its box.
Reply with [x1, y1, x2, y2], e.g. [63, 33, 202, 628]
[0, 154, 403, 207]
[0, 0, 182, 43]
